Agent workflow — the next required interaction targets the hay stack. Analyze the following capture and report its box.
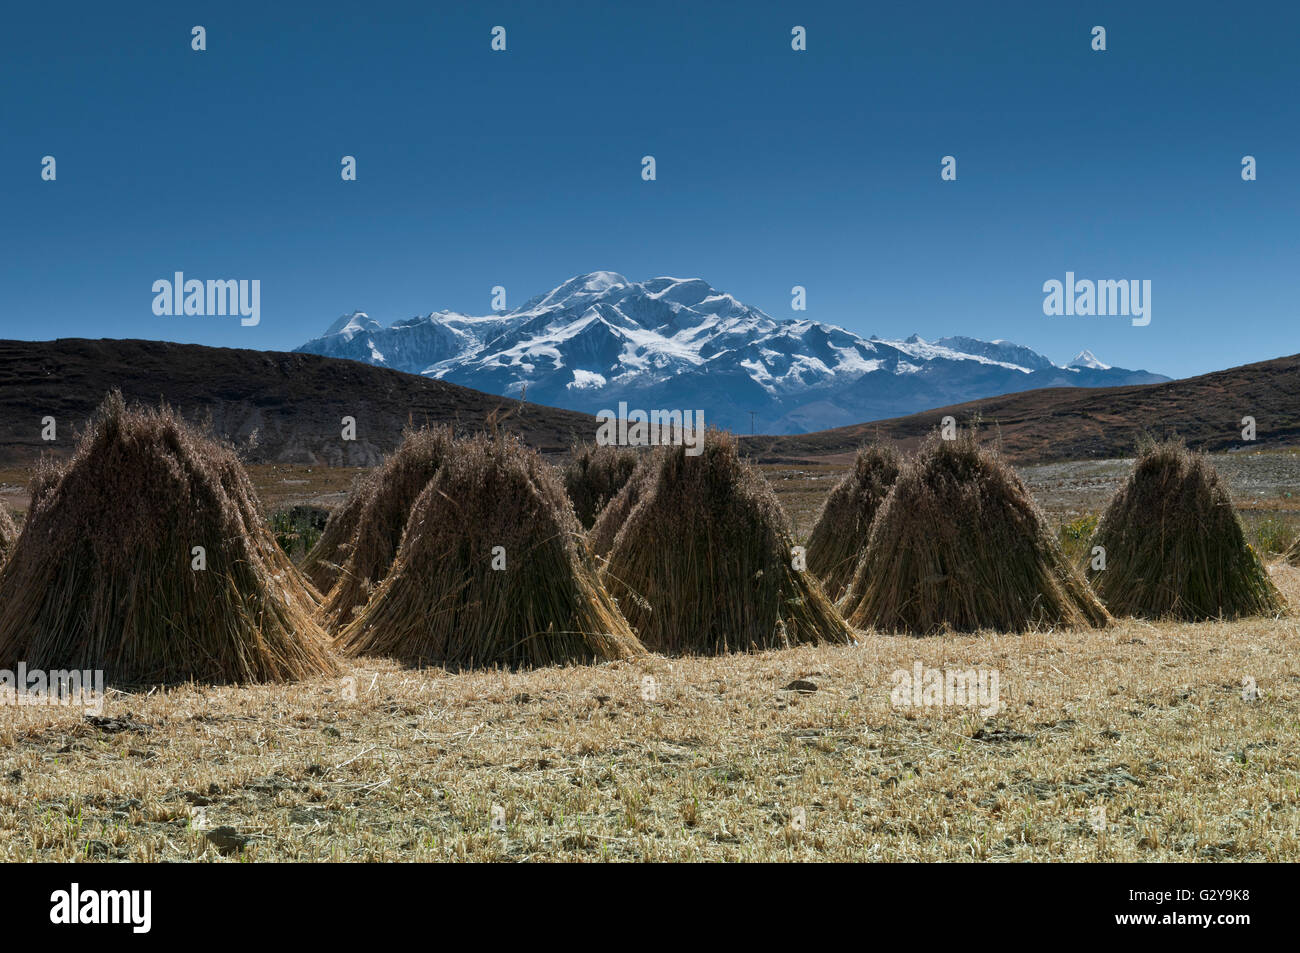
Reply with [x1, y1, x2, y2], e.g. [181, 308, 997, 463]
[601, 432, 853, 654]
[322, 426, 454, 630]
[842, 431, 1109, 634]
[587, 449, 661, 558]
[805, 443, 901, 602]
[0, 505, 17, 566]
[337, 433, 643, 668]
[563, 442, 640, 529]
[1087, 440, 1283, 619]
[300, 475, 371, 593]
[0, 392, 337, 684]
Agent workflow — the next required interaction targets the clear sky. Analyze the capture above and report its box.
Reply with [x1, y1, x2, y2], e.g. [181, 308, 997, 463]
[2, 0, 1296, 379]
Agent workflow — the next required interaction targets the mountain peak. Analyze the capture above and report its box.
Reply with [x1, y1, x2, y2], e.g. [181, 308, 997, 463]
[1069, 349, 1111, 370]
[572, 270, 629, 290]
[531, 272, 630, 310]
[643, 276, 716, 304]
[323, 311, 379, 339]
[296, 274, 1168, 435]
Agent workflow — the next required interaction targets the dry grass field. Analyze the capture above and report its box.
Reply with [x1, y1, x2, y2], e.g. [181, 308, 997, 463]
[0, 453, 1296, 862]
[0, 572, 1296, 862]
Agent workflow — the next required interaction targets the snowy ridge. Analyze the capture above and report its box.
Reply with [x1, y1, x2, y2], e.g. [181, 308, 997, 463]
[1068, 349, 1112, 370]
[296, 273, 1168, 434]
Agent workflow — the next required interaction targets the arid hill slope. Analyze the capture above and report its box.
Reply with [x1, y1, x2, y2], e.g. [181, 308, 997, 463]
[743, 353, 1300, 464]
[3, 340, 1296, 469]
[0, 339, 597, 466]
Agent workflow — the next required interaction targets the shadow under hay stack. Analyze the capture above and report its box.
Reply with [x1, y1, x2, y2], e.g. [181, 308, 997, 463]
[0, 392, 338, 685]
[805, 443, 901, 603]
[842, 430, 1110, 635]
[601, 431, 853, 655]
[337, 433, 643, 668]
[1087, 440, 1284, 620]
[322, 426, 454, 631]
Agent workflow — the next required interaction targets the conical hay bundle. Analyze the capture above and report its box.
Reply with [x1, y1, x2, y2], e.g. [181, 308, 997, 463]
[301, 471, 373, 593]
[563, 442, 641, 529]
[843, 431, 1110, 634]
[337, 433, 643, 668]
[322, 426, 454, 631]
[587, 449, 663, 558]
[28, 457, 64, 513]
[805, 443, 901, 602]
[0, 392, 338, 685]
[1087, 440, 1284, 620]
[601, 432, 853, 655]
[0, 505, 17, 565]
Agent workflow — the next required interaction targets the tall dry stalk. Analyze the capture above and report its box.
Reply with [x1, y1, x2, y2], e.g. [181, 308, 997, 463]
[0, 505, 17, 566]
[563, 442, 641, 529]
[588, 449, 663, 558]
[338, 433, 643, 668]
[0, 391, 338, 685]
[842, 429, 1110, 634]
[601, 431, 852, 655]
[805, 443, 901, 602]
[301, 471, 375, 593]
[322, 426, 454, 630]
[1088, 439, 1284, 620]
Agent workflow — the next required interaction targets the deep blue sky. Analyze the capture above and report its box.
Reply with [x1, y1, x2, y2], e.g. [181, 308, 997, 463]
[2, 0, 1296, 379]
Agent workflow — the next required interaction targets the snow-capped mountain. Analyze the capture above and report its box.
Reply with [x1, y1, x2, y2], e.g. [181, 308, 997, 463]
[1068, 349, 1112, 371]
[295, 272, 1169, 434]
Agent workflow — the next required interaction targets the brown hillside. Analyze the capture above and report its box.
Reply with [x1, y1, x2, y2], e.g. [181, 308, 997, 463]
[743, 353, 1300, 464]
[3, 340, 1296, 469]
[0, 338, 597, 467]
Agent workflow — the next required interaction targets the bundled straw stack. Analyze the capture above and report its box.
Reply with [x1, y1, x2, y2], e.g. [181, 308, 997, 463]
[0, 505, 17, 566]
[805, 443, 901, 602]
[321, 426, 454, 630]
[562, 442, 640, 529]
[300, 472, 373, 594]
[587, 449, 660, 558]
[0, 392, 337, 684]
[1087, 440, 1284, 620]
[601, 432, 853, 654]
[842, 430, 1110, 634]
[337, 433, 643, 668]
